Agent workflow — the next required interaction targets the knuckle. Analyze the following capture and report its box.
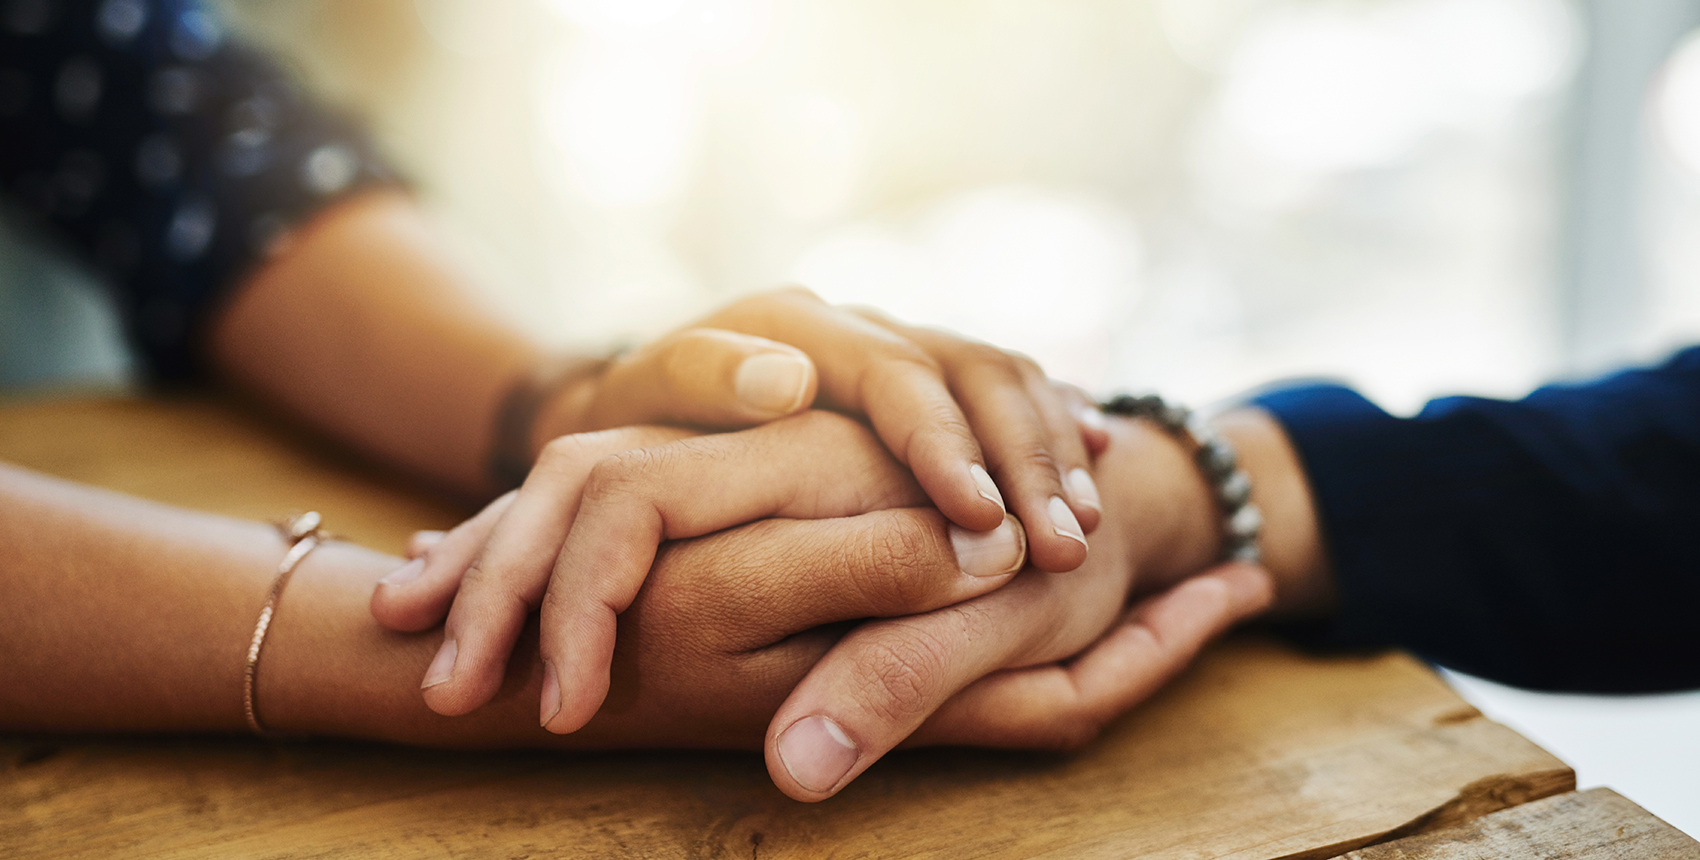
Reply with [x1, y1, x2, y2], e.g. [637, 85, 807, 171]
[536, 434, 592, 474]
[854, 625, 952, 726]
[580, 448, 660, 504]
[454, 561, 531, 619]
[770, 283, 821, 303]
[855, 515, 946, 608]
[1005, 442, 1060, 481]
[741, 285, 821, 322]
[960, 341, 1020, 374]
[1011, 352, 1044, 378]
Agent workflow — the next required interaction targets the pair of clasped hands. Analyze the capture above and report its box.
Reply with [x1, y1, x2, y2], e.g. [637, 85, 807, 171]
[366, 289, 1273, 802]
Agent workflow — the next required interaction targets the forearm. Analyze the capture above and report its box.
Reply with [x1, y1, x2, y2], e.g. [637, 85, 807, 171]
[208, 191, 567, 498]
[0, 463, 556, 744]
[0, 464, 280, 731]
[1251, 355, 1700, 692]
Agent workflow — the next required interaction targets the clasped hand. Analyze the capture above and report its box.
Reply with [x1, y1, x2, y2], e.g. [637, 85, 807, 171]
[370, 290, 1273, 802]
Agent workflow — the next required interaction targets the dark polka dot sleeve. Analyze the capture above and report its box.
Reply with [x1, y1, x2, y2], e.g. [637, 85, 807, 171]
[0, 0, 399, 381]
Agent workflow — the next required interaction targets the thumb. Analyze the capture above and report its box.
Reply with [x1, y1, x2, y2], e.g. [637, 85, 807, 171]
[586, 328, 820, 429]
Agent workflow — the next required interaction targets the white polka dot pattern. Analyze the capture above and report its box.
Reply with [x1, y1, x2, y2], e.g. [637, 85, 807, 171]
[0, 0, 398, 380]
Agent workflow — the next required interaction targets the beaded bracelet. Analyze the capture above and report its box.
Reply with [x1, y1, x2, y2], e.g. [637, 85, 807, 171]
[1100, 394, 1263, 564]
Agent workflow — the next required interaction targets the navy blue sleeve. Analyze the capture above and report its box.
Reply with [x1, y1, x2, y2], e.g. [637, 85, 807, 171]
[1253, 347, 1700, 693]
[0, 0, 397, 381]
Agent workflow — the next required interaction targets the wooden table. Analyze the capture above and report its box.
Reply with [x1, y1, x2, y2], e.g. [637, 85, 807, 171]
[1, 396, 1694, 859]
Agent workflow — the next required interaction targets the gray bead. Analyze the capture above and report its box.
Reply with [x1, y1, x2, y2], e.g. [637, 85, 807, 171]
[1160, 403, 1191, 430]
[1218, 469, 1252, 508]
[1227, 541, 1262, 564]
[1228, 503, 1263, 540]
[1197, 438, 1237, 477]
[301, 143, 358, 195]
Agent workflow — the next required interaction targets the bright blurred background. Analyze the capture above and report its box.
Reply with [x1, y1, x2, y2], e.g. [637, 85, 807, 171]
[3, 0, 1697, 833]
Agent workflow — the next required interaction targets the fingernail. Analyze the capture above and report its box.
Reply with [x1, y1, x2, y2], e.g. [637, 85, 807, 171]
[1075, 405, 1108, 431]
[409, 530, 446, 555]
[1066, 468, 1101, 512]
[969, 464, 1005, 512]
[776, 715, 859, 793]
[949, 515, 1026, 577]
[540, 660, 562, 727]
[735, 353, 812, 415]
[381, 558, 425, 587]
[1048, 495, 1087, 548]
[421, 638, 457, 689]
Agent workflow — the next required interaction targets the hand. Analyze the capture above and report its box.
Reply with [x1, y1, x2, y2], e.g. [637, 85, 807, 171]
[392, 409, 1273, 803]
[546, 288, 1104, 571]
[371, 412, 1032, 729]
[561, 530, 1270, 756]
[758, 411, 1276, 800]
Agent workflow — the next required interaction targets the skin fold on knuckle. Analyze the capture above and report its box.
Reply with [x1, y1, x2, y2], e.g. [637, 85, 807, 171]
[645, 521, 797, 653]
[447, 561, 540, 634]
[579, 447, 664, 507]
[953, 342, 1024, 382]
[1010, 352, 1046, 381]
[851, 512, 950, 612]
[850, 623, 955, 728]
[890, 406, 979, 476]
[535, 433, 607, 481]
[785, 416, 921, 511]
[999, 443, 1061, 487]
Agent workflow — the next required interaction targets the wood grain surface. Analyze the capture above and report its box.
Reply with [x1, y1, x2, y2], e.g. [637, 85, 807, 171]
[1335, 788, 1700, 859]
[0, 396, 1579, 859]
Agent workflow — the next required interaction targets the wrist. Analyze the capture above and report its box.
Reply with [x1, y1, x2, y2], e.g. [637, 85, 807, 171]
[1095, 416, 1222, 593]
[1211, 409, 1335, 618]
[485, 358, 609, 491]
[1094, 407, 1334, 621]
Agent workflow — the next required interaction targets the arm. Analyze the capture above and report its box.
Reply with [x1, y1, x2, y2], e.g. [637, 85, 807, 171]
[0, 409, 1267, 767]
[2, 1, 1102, 529]
[0, 456, 984, 743]
[1253, 347, 1700, 693]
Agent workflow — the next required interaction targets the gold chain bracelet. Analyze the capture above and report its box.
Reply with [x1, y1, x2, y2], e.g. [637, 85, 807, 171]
[243, 511, 328, 737]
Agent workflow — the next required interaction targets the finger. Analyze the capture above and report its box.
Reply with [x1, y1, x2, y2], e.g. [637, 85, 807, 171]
[420, 426, 694, 716]
[586, 328, 819, 429]
[853, 313, 1092, 569]
[1055, 383, 1111, 460]
[912, 563, 1275, 749]
[763, 564, 1272, 801]
[537, 412, 948, 733]
[369, 493, 514, 632]
[1020, 363, 1100, 534]
[641, 507, 1029, 654]
[763, 593, 1032, 802]
[707, 288, 1007, 533]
